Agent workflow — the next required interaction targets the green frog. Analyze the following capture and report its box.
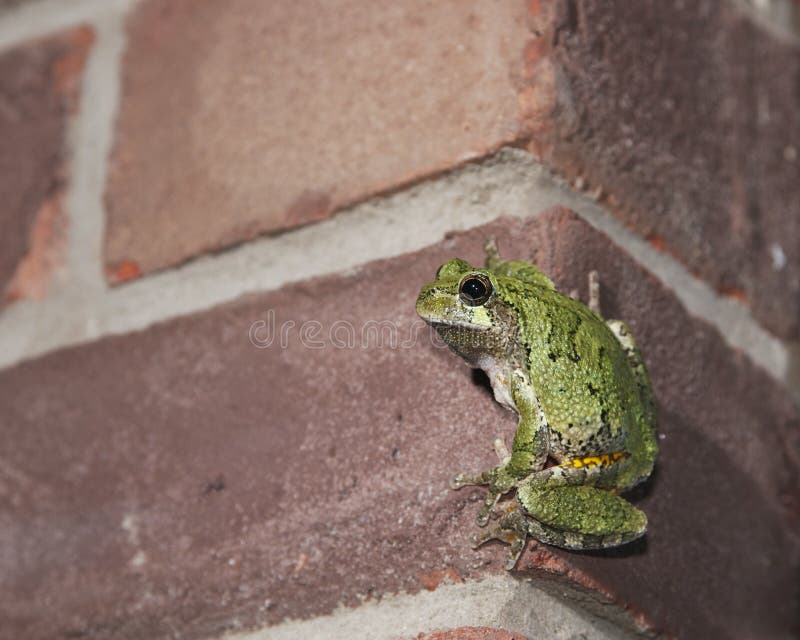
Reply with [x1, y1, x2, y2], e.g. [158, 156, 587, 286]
[416, 239, 658, 568]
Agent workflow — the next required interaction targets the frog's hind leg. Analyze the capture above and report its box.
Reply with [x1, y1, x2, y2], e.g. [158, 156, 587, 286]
[534, 449, 633, 490]
[570, 270, 601, 313]
[606, 318, 658, 463]
[523, 509, 645, 551]
[518, 483, 647, 551]
[483, 237, 557, 291]
[484, 236, 502, 270]
[473, 488, 646, 568]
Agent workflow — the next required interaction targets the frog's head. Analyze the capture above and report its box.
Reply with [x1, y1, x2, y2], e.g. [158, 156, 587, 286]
[416, 258, 517, 364]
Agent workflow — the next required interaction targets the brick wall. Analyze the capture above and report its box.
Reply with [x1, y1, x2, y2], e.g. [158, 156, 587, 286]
[0, 2, 798, 639]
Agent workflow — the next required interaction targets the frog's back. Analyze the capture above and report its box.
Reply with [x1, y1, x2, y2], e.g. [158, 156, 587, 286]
[513, 284, 656, 486]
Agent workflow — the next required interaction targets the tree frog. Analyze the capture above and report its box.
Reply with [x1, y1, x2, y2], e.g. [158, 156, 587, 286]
[416, 239, 658, 569]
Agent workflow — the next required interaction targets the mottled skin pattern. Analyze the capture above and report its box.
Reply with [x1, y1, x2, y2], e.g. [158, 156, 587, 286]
[416, 240, 658, 569]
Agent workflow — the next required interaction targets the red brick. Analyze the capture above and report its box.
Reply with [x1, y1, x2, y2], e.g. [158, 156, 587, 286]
[0, 26, 93, 303]
[525, 1, 800, 339]
[105, 0, 800, 344]
[0, 0, 36, 9]
[104, 0, 538, 281]
[417, 566, 463, 591]
[1, 209, 797, 639]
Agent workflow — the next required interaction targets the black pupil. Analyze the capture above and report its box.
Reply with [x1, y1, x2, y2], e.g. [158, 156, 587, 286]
[462, 277, 487, 300]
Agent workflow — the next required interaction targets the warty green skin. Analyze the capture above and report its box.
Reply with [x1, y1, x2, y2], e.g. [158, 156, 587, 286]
[416, 245, 658, 568]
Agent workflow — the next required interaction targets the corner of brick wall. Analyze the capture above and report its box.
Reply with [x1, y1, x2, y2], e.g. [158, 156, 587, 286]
[0, 2, 798, 640]
[524, 0, 800, 341]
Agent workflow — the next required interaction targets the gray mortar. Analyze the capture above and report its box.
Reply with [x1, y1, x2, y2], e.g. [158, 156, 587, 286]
[221, 574, 648, 640]
[0, 0, 134, 51]
[0, 143, 788, 384]
[730, 0, 800, 45]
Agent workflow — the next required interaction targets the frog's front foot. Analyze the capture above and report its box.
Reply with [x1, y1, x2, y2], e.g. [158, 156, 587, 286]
[451, 465, 516, 527]
[449, 471, 499, 526]
[450, 436, 511, 491]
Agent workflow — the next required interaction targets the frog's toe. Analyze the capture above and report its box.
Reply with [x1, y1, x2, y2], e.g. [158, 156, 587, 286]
[503, 534, 528, 570]
[469, 512, 529, 570]
[469, 530, 490, 549]
[470, 524, 519, 549]
[450, 471, 488, 489]
[475, 507, 491, 527]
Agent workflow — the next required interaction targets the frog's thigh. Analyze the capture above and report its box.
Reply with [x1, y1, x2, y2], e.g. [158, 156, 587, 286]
[526, 452, 628, 490]
[518, 484, 647, 547]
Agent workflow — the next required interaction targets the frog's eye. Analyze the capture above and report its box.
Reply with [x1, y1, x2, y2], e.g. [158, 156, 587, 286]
[459, 273, 493, 306]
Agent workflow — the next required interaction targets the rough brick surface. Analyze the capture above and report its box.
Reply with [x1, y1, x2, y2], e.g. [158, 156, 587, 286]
[104, 0, 534, 281]
[1, 209, 797, 639]
[526, 0, 800, 339]
[0, 0, 36, 9]
[106, 0, 800, 343]
[0, 26, 93, 302]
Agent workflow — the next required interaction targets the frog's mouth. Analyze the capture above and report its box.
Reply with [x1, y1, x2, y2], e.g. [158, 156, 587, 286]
[416, 299, 492, 331]
[425, 317, 490, 331]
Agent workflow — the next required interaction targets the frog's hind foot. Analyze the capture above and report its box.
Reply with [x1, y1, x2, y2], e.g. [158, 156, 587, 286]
[471, 502, 529, 570]
[450, 471, 486, 490]
[588, 270, 600, 314]
[569, 271, 601, 314]
[484, 236, 501, 269]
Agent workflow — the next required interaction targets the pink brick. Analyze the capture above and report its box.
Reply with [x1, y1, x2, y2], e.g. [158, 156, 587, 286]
[0, 26, 93, 302]
[526, 1, 800, 339]
[2, 210, 796, 639]
[105, 1, 800, 342]
[104, 0, 537, 280]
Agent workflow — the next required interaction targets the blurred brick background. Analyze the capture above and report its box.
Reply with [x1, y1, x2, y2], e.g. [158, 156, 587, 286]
[1, 1, 798, 639]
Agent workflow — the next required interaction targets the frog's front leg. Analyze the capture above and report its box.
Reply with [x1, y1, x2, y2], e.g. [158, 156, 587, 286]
[451, 372, 548, 526]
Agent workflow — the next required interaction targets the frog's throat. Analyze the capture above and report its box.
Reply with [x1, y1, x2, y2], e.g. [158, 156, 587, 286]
[431, 322, 512, 368]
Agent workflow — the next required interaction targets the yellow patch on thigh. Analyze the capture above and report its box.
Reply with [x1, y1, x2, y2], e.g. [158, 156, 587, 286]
[560, 451, 629, 469]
